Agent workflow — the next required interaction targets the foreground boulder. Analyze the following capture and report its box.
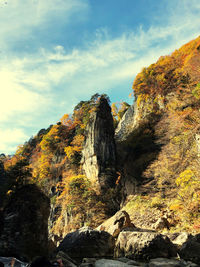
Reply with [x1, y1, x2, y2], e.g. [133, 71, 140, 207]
[149, 257, 199, 267]
[57, 227, 115, 259]
[0, 184, 50, 260]
[168, 232, 192, 250]
[115, 230, 177, 261]
[179, 234, 200, 264]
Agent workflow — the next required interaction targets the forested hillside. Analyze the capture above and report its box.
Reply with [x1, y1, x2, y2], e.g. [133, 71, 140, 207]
[1, 36, 200, 242]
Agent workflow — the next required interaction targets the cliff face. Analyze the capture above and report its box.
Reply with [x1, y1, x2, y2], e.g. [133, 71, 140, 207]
[114, 36, 200, 231]
[114, 95, 164, 199]
[82, 97, 117, 191]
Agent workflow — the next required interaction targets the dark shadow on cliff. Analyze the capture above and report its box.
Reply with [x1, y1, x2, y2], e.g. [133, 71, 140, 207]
[0, 184, 50, 261]
[116, 114, 164, 199]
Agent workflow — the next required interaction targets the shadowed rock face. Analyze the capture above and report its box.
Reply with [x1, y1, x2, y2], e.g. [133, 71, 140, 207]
[57, 227, 115, 259]
[82, 97, 116, 191]
[115, 230, 177, 260]
[0, 184, 50, 261]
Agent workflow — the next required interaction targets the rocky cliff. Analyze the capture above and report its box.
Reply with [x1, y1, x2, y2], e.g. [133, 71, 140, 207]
[115, 95, 164, 199]
[112, 36, 200, 232]
[81, 96, 117, 191]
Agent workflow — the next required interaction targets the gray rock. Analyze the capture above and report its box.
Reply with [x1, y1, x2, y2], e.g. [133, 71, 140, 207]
[79, 264, 94, 267]
[115, 257, 130, 263]
[94, 259, 130, 267]
[81, 97, 116, 192]
[153, 217, 170, 231]
[97, 210, 135, 238]
[115, 258, 140, 266]
[149, 258, 183, 267]
[115, 231, 177, 261]
[115, 105, 135, 143]
[126, 260, 140, 266]
[57, 227, 115, 259]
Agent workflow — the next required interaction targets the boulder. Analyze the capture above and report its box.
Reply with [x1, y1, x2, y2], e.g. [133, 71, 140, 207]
[179, 234, 200, 264]
[97, 210, 136, 237]
[168, 232, 192, 249]
[94, 259, 131, 267]
[153, 217, 170, 231]
[149, 258, 184, 267]
[0, 184, 50, 260]
[57, 227, 115, 259]
[115, 230, 177, 261]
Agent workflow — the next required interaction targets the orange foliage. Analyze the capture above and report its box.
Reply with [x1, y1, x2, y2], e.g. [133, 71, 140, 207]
[133, 36, 200, 97]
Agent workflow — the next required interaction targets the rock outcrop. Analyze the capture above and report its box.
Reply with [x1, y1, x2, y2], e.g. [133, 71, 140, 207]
[114, 97, 163, 200]
[115, 230, 177, 260]
[82, 96, 116, 191]
[0, 184, 50, 260]
[57, 226, 115, 260]
[97, 210, 136, 237]
[179, 234, 200, 264]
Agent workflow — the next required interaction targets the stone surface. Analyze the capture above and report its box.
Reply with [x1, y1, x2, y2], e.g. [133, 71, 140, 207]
[115, 230, 177, 261]
[57, 227, 115, 259]
[97, 210, 136, 237]
[179, 234, 200, 264]
[81, 97, 116, 191]
[0, 184, 50, 260]
[94, 259, 130, 267]
[115, 105, 135, 143]
[114, 97, 164, 201]
[168, 232, 192, 249]
[149, 258, 183, 267]
[153, 217, 170, 231]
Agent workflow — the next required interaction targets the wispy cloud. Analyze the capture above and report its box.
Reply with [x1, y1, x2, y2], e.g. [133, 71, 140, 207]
[0, 0, 200, 154]
[0, 0, 89, 50]
[0, 128, 28, 154]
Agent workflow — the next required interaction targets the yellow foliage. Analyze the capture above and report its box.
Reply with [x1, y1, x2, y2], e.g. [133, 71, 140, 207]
[150, 195, 163, 208]
[176, 169, 195, 187]
[40, 125, 59, 153]
[60, 114, 74, 128]
[136, 93, 150, 106]
[71, 134, 84, 147]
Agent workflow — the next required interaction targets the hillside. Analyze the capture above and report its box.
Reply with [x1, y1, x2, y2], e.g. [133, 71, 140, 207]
[0, 35, 200, 253]
[115, 35, 200, 232]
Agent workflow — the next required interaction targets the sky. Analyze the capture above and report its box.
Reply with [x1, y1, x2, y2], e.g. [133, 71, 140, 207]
[0, 0, 200, 154]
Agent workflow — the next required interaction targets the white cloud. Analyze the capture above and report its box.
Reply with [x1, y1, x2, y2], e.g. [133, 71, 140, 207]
[0, 128, 28, 154]
[0, 0, 89, 49]
[0, 68, 48, 122]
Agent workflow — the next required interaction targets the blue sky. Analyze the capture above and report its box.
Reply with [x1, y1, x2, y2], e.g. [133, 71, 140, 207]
[0, 0, 200, 154]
